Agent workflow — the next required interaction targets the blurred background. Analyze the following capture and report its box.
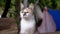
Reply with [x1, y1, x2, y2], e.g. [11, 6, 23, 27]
[0, 0, 60, 34]
[0, 0, 60, 18]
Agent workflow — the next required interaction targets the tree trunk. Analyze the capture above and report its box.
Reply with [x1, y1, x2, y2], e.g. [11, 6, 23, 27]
[15, 0, 20, 34]
[24, 0, 28, 8]
[1, 0, 11, 18]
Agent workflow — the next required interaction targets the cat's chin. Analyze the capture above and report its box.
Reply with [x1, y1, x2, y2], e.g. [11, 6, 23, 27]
[22, 16, 28, 19]
[23, 16, 27, 18]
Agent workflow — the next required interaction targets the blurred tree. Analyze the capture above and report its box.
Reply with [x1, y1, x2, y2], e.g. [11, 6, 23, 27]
[51, 0, 57, 9]
[24, 0, 28, 8]
[0, 0, 60, 18]
[15, 0, 20, 34]
[1, 0, 11, 18]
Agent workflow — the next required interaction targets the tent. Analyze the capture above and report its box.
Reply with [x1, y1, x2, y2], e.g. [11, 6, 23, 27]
[48, 9, 60, 31]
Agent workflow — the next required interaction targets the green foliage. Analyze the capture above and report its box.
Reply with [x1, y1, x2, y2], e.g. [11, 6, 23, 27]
[0, 0, 5, 7]
[0, 0, 60, 17]
[39, 0, 52, 10]
[9, 0, 20, 18]
[0, 0, 60, 9]
[45, 0, 52, 8]
[56, 0, 60, 9]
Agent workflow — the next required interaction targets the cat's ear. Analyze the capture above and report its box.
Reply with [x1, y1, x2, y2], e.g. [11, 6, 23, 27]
[29, 3, 34, 10]
[20, 3, 24, 10]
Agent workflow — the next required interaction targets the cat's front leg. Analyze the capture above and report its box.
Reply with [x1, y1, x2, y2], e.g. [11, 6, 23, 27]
[20, 32, 27, 34]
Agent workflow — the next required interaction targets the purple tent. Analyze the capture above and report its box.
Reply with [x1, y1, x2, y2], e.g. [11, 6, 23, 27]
[48, 9, 60, 31]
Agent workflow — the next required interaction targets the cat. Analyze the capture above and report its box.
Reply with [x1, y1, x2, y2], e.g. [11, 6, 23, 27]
[20, 3, 36, 34]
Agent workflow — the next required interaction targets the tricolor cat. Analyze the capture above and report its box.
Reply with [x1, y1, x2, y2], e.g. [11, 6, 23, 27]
[20, 3, 36, 34]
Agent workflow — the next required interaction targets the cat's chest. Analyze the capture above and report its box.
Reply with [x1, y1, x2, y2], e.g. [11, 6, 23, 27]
[21, 19, 35, 29]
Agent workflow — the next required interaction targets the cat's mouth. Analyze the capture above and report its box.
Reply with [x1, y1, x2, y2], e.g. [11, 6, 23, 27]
[23, 16, 27, 18]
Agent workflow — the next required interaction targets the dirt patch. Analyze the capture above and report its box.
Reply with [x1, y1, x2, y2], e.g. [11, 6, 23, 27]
[0, 18, 18, 34]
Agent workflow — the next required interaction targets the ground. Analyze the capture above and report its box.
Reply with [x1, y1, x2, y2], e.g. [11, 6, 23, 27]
[0, 18, 60, 34]
[0, 18, 18, 34]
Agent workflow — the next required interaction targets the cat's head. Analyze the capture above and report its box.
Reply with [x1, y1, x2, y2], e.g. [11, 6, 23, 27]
[20, 3, 34, 19]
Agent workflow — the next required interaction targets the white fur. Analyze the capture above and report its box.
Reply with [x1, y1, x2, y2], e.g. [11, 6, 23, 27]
[20, 16, 35, 34]
[20, 9, 35, 34]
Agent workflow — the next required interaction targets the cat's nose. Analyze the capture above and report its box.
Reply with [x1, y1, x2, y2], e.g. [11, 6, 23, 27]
[23, 13, 26, 16]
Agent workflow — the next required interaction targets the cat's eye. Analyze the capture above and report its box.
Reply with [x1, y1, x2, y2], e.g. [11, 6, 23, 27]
[22, 11, 23, 13]
[26, 12, 29, 13]
[21, 11, 23, 13]
[21, 10, 24, 13]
